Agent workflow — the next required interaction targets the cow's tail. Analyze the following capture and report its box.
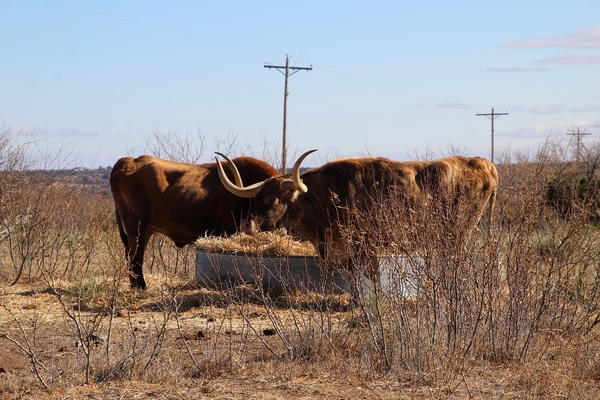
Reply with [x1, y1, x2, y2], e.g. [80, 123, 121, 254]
[486, 161, 499, 231]
[487, 187, 497, 228]
[115, 208, 128, 248]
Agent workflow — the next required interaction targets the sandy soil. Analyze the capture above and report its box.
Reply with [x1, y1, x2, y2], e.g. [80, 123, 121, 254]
[2, 279, 600, 399]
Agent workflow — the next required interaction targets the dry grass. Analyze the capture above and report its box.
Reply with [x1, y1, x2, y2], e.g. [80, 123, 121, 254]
[3, 135, 600, 398]
[5, 277, 599, 399]
[195, 231, 317, 256]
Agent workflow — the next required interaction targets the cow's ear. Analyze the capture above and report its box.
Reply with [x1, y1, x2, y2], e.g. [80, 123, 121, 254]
[289, 190, 300, 203]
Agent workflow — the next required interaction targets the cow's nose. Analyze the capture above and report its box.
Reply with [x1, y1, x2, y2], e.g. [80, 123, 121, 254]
[241, 219, 259, 235]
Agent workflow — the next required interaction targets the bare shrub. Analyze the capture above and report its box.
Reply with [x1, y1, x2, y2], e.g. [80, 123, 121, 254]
[143, 127, 284, 173]
[0, 175, 115, 285]
[313, 140, 600, 390]
[142, 128, 207, 163]
[4, 131, 600, 397]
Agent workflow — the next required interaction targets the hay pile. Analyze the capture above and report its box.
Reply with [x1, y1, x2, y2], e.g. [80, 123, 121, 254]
[195, 231, 317, 256]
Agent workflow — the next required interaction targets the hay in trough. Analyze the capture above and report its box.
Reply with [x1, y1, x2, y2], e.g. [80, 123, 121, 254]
[195, 231, 317, 256]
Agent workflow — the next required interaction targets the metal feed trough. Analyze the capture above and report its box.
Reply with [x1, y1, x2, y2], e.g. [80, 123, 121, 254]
[195, 250, 348, 294]
[196, 250, 421, 298]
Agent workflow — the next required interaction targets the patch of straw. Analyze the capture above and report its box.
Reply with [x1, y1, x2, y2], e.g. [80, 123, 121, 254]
[195, 231, 316, 256]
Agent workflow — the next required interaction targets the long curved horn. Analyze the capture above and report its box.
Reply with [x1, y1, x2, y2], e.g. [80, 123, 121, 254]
[289, 149, 317, 194]
[215, 152, 243, 187]
[215, 153, 265, 198]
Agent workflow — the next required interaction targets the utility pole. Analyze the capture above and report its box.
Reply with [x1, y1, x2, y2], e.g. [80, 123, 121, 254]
[567, 127, 591, 164]
[476, 107, 508, 163]
[264, 55, 312, 173]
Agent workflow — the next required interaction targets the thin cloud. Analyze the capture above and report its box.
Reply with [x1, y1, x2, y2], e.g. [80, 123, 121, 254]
[500, 119, 593, 139]
[574, 105, 600, 113]
[499, 125, 556, 139]
[435, 102, 470, 110]
[536, 53, 600, 65]
[487, 67, 552, 72]
[527, 105, 566, 114]
[58, 127, 100, 138]
[8, 123, 36, 135]
[505, 26, 600, 49]
[513, 105, 600, 114]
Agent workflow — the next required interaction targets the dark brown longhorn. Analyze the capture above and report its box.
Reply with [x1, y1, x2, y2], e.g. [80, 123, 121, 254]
[216, 151, 498, 293]
[110, 155, 278, 289]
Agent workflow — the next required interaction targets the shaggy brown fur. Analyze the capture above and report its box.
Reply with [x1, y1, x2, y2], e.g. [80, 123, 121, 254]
[224, 155, 498, 282]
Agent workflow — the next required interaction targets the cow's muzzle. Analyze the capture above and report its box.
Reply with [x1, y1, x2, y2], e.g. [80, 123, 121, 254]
[241, 218, 260, 235]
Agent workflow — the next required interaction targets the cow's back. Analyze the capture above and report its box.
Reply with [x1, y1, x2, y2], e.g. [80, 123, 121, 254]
[110, 155, 278, 241]
[287, 156, 497, 239]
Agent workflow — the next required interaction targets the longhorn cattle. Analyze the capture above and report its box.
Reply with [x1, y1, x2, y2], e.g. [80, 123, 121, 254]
[216, 150, 498, 286]
[110, 155, 278, 289]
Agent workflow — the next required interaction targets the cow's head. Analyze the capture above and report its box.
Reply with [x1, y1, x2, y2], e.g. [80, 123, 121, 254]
[215, 150, 316, 235]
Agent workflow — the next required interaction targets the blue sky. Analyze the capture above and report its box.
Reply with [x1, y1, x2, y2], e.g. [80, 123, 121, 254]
[2, 0, 600, 169]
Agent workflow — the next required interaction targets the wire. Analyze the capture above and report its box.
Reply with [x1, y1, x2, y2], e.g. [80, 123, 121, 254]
[48, 0, 279, 58]
[3, 0, 486, 135]
[0, 30, 277, 95]
[0, 0, 270, 64]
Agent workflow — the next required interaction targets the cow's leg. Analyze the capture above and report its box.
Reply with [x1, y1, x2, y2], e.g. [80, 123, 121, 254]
[349, 252, 380, 306]
[317, 237, 371, 306]
[128, 249, 147, 290]
[348, 276, 362, 306]
[336, 254, 365, 307]
[125, 225, 149, 290]
[363, 251, 380, 286]
[127, 244, 147, 290]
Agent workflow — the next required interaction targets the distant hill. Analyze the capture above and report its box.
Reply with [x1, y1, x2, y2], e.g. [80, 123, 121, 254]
[44, 166, 113, 198]
[45, 164, 313, 200]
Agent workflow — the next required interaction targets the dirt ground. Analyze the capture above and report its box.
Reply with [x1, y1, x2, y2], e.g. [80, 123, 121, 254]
[0, 281, 400, 399]
[2, 279, 600, 399]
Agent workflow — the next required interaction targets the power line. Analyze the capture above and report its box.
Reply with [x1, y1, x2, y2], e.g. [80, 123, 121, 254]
[264, 55, 313, 173]
[49, 0, 278, 58]
[476, 107, 508, 163]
